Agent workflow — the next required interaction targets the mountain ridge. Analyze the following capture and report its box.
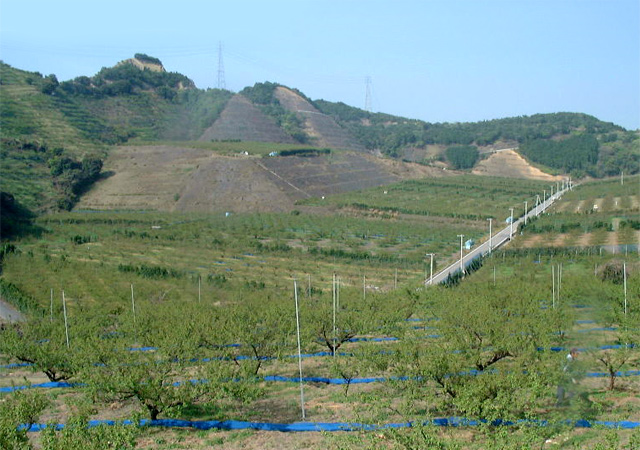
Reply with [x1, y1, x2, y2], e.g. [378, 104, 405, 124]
[0, 56, 638, 213]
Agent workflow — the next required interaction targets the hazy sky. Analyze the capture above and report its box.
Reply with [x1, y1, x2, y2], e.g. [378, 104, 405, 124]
[1, 0, 638, 129]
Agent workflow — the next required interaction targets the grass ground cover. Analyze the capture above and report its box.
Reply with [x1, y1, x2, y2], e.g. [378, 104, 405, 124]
[298, 175, 553, 222]
[0, 210, 482, 313]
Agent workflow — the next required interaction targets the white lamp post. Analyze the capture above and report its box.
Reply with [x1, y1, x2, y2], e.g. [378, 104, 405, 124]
[509, 207, 514, 238]
[458, 235, 464, 274]
[426, 253, 435, 285]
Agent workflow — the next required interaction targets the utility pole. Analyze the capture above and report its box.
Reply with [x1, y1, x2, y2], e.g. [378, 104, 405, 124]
[487, 218, 493, 253]
[524, 201, 528, 225]
[458, 235, 465, 275]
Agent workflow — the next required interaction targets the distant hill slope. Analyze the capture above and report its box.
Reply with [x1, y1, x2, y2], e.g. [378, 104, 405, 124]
[198, 94, 295, 144]
[314, 100, 639, 177]
[273, 87, 365, 151]
[472, 150, 564, 181]
[76, 145, 445, 213]
[1, 57, 638, 214]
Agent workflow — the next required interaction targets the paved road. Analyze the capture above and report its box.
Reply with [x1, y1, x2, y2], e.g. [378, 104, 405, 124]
[427, 186, 570, 285]
[0, 298, 25, 323]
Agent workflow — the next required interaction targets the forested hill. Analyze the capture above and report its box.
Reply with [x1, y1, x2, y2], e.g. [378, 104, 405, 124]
[314, 100, 638, 177]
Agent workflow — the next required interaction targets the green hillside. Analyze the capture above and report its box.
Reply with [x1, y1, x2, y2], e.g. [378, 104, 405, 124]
[314, 100, 639, 176]
[1, 57, 638, 215]
[0, 58, 232, 212]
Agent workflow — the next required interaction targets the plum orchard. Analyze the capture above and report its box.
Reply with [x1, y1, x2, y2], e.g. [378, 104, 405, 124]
[0, 252, 638, 449]
[383, 280, 569, 423]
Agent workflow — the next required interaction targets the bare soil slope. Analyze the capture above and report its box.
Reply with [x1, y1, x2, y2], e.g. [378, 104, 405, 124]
[198, 94, 295, 143]
[274, 87, 365, 151]
[473, 149, 563, 181]
[76, 145, 442, 213]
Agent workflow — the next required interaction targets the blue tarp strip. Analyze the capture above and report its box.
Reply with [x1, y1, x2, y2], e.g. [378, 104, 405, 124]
[6, 368, 640, 393]
[0, 381, 80, 393]
[20, 417, 640, 432]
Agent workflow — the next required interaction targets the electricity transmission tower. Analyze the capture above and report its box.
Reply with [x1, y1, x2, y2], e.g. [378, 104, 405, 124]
[364, 76, 372, 112]
[217, 42, 226, 90]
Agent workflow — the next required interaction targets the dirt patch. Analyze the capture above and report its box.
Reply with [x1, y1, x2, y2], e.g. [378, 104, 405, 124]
[274, 87, 365, 151]
[198, 94, 295, 144]
[77, 145, 448, 214]
[472, 150, 564, 181]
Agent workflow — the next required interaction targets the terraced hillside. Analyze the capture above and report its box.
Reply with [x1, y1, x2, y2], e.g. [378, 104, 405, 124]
[198, 95, 295, 144]
[76, 144, 444, 213]
[274, 87, 365, 151]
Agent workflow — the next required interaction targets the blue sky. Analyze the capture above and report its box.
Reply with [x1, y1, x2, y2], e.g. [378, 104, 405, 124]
[1, 0, 638, 129]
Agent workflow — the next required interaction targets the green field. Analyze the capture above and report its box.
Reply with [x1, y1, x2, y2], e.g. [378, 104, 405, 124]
[1, 176, 639, 449]
[299, 175, 553, 222]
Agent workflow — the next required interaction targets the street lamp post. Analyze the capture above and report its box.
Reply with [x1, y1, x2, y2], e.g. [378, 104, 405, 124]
[458, 234, 464, 275]
[426, 253, 434, 285]
[509, 207, 514, 238]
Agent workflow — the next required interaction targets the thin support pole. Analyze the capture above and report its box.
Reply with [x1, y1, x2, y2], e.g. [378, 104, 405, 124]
[363, 274, 366, 300]
[623, 262, 627, 316]
[294, 279, 306, 420]
[131, 284, 137, 344]
[552, 265, 555, 309]
[429, 254, 434, 286]
[558, 263, 562, 304]
[332, 274, 336, 357]
[62, 291, 70, 349]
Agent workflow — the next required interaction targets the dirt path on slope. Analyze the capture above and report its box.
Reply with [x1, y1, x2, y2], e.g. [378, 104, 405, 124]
[472, 150, 564, 181]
